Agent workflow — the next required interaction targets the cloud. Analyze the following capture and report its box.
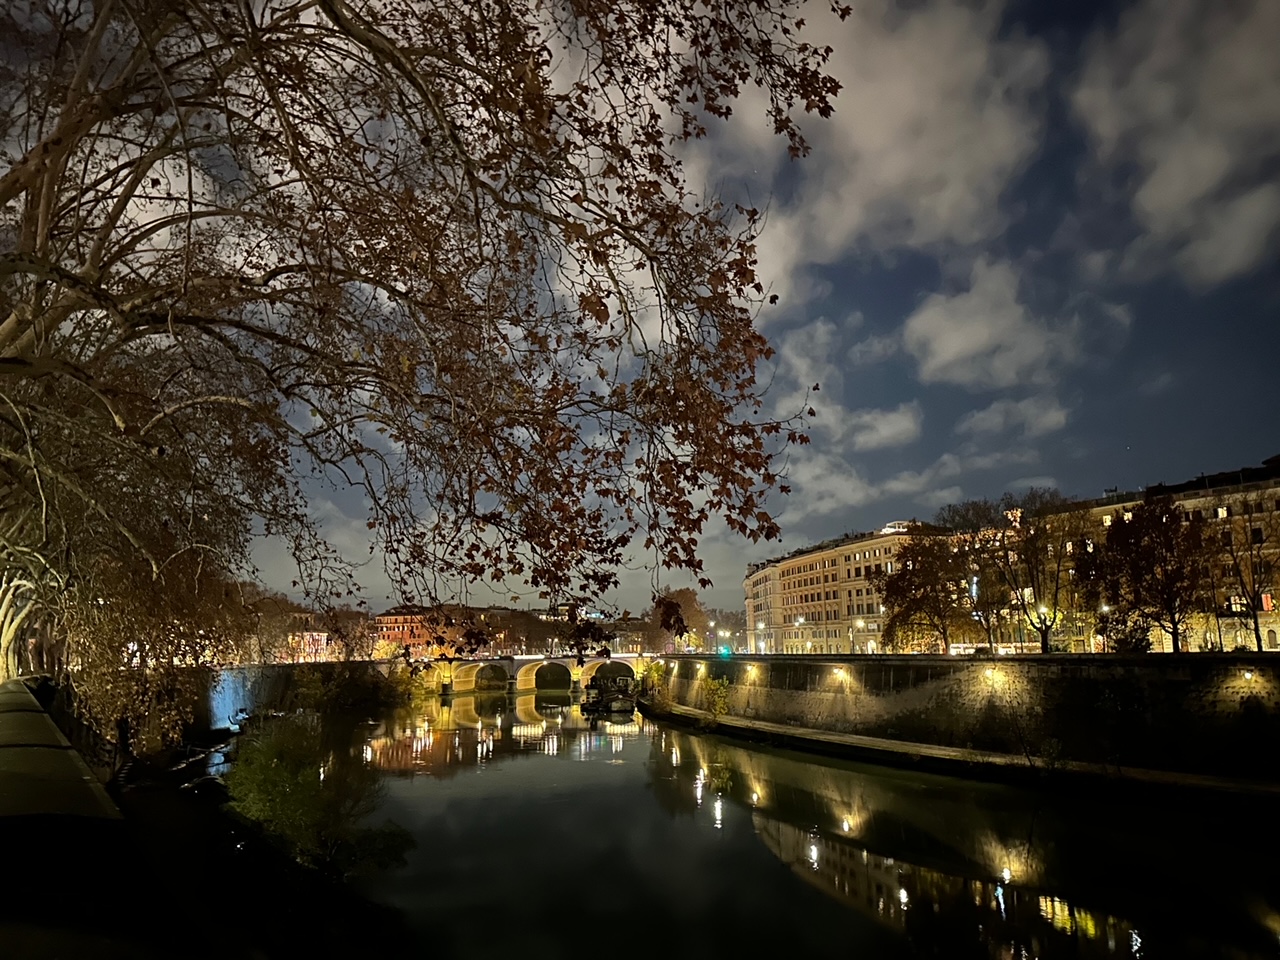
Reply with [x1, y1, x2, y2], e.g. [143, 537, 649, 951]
[687, 0, 1049, 307]
[916, 485, 963, 510]
[847, 333, 900, 366]
[793, 0, 1049, 255]
[776, 444, 1039, 529]
[955, 395, 1069, 439]
[1073, 0, 1280, 286]
[1005, 475, 1058, 491]
[901, 258, 1074, 389]
[846, 401, 923, 451]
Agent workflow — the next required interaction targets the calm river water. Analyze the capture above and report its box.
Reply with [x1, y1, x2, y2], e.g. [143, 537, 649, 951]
[221, 693, 1280, 960]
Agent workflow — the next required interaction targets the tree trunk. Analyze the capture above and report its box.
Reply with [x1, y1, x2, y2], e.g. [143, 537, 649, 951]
[1038, 624, 1051, 654]
[1170, 620, 1182, 653]
[1252, 609, 1263, 652]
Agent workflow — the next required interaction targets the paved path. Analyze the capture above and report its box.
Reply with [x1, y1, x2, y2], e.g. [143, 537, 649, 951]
[648, 699, 1280, 795]
[0, 679, 119, 818]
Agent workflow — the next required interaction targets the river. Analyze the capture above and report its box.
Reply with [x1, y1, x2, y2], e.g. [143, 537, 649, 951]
[207, 691, 1280, 959]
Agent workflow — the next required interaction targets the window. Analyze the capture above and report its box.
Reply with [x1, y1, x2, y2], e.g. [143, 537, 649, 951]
[1252, 526, 1265, 545]
[1217, 506, 1230, 519]
[1102, 515, 1112, 527]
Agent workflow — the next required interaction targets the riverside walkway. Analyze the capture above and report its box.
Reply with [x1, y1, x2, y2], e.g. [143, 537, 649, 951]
[0, 678, 119, 819]
[642, 697, 1280, 795]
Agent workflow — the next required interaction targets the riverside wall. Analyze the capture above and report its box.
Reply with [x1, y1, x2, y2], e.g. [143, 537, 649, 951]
[656, 654, 1280, 784]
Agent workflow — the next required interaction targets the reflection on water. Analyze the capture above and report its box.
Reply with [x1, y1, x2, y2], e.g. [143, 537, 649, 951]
[366, 693, 640, 774]
[223, 712, 414, 878]
[222, 695, 1280, 959]
[649, 728, 1280, 959]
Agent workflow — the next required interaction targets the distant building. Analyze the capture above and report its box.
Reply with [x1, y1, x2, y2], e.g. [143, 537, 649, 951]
[745, 523, 913, 654]
[747, 456, 1280, 655]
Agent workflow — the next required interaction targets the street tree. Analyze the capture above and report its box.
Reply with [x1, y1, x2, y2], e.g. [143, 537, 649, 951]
[1084, 496, 1212, 654]
[995, 491, 1088, 654]
[873, 526, 968, 653]
[932, 504, 1012, 648]
[646, 587, 711, 650]
[1210, 494, 1279, 651]
[0, 0, 848, 730]
[936, 493, 1088, 654]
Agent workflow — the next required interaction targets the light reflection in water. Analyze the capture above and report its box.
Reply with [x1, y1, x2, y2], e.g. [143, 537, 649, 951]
[286, 696, 1280, 960]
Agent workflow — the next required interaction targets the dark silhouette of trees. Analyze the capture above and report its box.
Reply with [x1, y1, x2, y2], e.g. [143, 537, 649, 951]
[935, 492, 1088, 654]
[1082, 496, 1212, 654]
[1210, 495, 1279, 651]
[873, 527, 968, 653]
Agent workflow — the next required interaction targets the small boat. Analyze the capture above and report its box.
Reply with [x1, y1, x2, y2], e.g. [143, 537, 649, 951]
[581, 677, 637, 716]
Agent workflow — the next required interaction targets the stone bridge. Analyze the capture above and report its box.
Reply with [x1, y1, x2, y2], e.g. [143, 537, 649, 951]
[425, 653, 640, 695]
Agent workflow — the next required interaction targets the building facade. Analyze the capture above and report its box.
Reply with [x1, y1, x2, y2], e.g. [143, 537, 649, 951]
[745, 456, 1280, 655]
[745, 523, 912, 654]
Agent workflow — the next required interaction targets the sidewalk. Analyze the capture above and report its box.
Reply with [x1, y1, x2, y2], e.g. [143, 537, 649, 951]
[0, 679, 120, 818]
[645, 698, 1280, 796]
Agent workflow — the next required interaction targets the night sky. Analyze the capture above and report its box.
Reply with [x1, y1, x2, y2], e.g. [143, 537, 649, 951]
[264, 0, 1280, 616]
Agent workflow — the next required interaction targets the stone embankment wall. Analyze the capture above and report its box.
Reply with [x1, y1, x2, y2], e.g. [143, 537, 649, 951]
[658, 654, 1280, 782]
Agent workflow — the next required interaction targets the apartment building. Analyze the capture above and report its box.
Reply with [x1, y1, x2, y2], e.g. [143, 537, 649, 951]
[745, 523, 912, 654]
[746, 456, 1280, 655]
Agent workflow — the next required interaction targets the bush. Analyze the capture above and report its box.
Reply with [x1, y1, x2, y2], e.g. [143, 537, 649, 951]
[703, 676, 730, 719]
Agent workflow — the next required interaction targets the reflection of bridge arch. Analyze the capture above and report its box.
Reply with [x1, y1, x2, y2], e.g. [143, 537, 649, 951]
[441, 696, 482, 727]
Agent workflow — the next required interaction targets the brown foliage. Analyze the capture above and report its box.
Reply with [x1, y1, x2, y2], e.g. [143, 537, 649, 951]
[0, 0, 843, 729]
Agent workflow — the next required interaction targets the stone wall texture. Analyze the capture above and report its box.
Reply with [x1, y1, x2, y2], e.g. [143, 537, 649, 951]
[661, 654, 1280, 782]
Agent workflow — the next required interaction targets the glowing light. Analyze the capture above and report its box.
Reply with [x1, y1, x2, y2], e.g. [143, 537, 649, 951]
[984, 668, 995, 679]
[714, 795, 723, 829]
[809, 844, 819, 869]
[1001, 867, 1012, 883]
[841, 818, 850, 832]
[1244, 670, 1255, 681]
[751, 791, 759, 804]
[697, 662, 706, 673]
[898, 888, 909, 906]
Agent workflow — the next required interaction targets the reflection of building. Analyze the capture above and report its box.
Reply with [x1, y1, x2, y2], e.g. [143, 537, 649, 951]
[751, 814, 1136, 958]
[745, 523, 912, 654]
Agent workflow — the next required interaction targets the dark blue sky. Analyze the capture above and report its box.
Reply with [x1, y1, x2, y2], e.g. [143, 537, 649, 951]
[672, 0, 1280, 612]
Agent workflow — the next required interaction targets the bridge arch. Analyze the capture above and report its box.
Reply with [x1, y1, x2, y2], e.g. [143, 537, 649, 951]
[581, 659, 634, 685]
[515, 659, 573, 692]
[451, 661, 510, 693]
